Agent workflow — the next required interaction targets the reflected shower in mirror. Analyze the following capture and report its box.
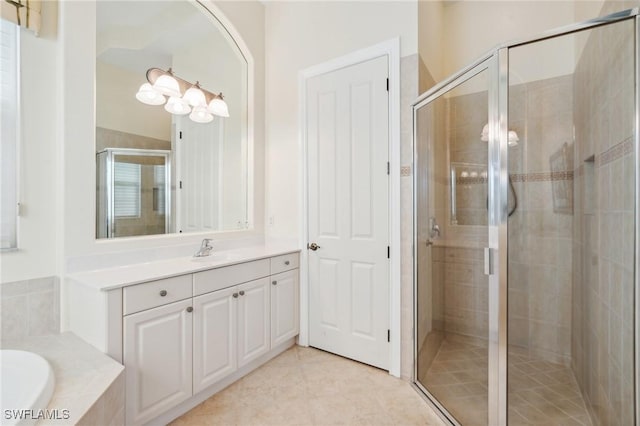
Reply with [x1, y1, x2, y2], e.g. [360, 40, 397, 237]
[449, 113, 520, 226]
[95, 0, 249, 239]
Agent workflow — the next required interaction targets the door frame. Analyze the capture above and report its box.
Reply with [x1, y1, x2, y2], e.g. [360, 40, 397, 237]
[297, 38, 401, 377]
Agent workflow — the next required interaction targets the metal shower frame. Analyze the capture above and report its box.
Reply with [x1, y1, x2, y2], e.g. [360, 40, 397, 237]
[412, 8, 640, 426]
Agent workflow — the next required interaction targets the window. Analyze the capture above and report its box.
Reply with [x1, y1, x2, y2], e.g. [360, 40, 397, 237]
[153, 165, 165, 213]
[0, 19, 19, 249]
[113, 162, 141, 218]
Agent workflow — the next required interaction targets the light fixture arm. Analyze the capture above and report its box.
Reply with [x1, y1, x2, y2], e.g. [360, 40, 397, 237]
[145, 68, 224, 104]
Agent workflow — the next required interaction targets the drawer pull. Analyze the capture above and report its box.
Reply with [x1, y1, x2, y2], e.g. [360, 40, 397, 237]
[233, 293, 239, 298]
[186, 307, 193, 313]
[239, 290, 245, 296]
[159, 290, 167, 297]
[284, 260, 290, 266]
[272, 280, 277, 286]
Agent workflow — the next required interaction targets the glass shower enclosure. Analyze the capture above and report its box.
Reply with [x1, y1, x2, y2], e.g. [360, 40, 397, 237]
[96, 148, 171, 238]
[413, 9, 638, 426]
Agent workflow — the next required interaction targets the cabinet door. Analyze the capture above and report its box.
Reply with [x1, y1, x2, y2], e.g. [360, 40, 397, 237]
[270, 269, 300, 347]
[124, 299, 193, 425]
[193, 286, 237, 393]
[237, 278, 270, 367]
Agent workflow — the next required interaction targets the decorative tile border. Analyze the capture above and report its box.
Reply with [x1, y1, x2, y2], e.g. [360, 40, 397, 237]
[400, 165, 412, 177]
[456, 171, 573, 185]
[511, 171, 574, 183]
[598, 137, 634, 167]
[447, 137, 633, 186]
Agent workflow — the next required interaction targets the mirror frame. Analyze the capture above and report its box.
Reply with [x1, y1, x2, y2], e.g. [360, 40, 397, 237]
[93, 0, 255, 242]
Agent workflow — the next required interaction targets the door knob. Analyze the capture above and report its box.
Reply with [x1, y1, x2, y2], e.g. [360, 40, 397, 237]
[239, 290, 245, 296]
[186, 307, 193, 313]
[233, 293, 239, 298]
[159, 290, 167, 297]
[307, 242, 320, 251]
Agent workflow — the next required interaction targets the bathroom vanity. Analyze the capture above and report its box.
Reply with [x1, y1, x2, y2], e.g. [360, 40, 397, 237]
[66, 246, 300, 425]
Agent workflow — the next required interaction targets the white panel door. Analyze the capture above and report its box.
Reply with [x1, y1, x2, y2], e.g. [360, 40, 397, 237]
[270, 270, 300, 347]
[237, 278, 270, 367]
[193, 286, 237, 393]
[307, 55, 390, 369]
[175, 117, 224, 233]
[124, 299, 193, 425]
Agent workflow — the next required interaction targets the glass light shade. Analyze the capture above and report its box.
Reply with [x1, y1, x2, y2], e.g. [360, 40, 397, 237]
[480, 123, 519, 147]
[480, 123, 489, 142]
[153, 74, 181, 97]
[164, 96, 191, 115]
[190, 105, 214, 123]
[135, 83, 166, 105]
[508, 130, 520, 147]
[183, 86, 207, 107]
[207, 97, 230, 117]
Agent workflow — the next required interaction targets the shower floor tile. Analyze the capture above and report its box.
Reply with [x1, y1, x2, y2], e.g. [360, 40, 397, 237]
[420, 339, 592, 426]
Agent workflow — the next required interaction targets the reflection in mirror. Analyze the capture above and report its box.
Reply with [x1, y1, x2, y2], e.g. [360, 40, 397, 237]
[95, 1, 248, 239]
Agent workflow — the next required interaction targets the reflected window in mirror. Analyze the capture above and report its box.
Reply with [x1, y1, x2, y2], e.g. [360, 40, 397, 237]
[95, 0, 249, 239]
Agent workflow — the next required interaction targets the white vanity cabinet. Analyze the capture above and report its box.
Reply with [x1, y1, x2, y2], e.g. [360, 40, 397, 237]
[237, 278, 271, 367]
[270, 269, 300, 347]
[192, 277, 271, 393]
[124, 299, 193, 425]
[67, 249, 300, 426]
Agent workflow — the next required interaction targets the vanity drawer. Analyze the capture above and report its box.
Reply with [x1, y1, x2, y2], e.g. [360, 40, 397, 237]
[124, 275, 192, 315]
[194, 259, 270, 296]
[270, 253, 299, 274]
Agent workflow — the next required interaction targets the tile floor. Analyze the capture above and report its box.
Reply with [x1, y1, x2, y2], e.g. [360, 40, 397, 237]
[170, 345, 446, 426]
[420, 339, 592, 426]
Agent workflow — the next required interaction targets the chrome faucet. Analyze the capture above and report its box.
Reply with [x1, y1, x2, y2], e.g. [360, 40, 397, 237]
[194, 239, 214, 257]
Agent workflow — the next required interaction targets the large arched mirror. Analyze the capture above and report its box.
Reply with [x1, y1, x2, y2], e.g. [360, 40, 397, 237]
[95, 0, 249, 239]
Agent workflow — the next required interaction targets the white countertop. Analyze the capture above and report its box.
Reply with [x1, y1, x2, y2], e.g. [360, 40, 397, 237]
[67, 244, 300, 291]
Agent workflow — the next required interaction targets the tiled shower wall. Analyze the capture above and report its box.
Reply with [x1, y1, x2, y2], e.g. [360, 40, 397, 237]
[571, 11, 635, 426]
[0, 277, 60, 341]
[507, 75, 574, 364]
[441, 77, 575, 363]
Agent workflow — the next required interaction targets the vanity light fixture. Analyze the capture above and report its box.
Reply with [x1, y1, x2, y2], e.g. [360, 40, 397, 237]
[135, 68, 229, 123]
[480, 123, 519, 147]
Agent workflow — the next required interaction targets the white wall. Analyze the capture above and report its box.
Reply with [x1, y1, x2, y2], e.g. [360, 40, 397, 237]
[0, 1, 59, 283]
[418, 0, 444, 83]
[264, 0, 419, 239]
[442, 1, 577, 78]
[96, 61, 171, 141]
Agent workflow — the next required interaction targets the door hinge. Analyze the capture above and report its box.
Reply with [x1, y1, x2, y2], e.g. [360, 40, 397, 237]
[387, 329, 390, 342]
[179, 131, 183, 139]
[386, 78, 389, 92]
[179, 181, 183, 189]
[387, 162, 390, 175]
[387, 246, 390, 259]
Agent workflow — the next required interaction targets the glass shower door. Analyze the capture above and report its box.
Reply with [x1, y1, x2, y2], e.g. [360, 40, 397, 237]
[415, 61, 496, 426]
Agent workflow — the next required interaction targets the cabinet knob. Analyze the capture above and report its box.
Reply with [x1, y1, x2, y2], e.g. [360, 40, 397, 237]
[272, 280, 277, 286]
[233, 293, 239, 298]
[159, 290, 167, 297]
[239, 290, 245, 296]
[284, 260, 290, 266]
[186, 307, 193, 313]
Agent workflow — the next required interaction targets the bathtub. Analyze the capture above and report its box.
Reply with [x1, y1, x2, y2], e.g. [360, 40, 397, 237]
[0, 350, 55, 426]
